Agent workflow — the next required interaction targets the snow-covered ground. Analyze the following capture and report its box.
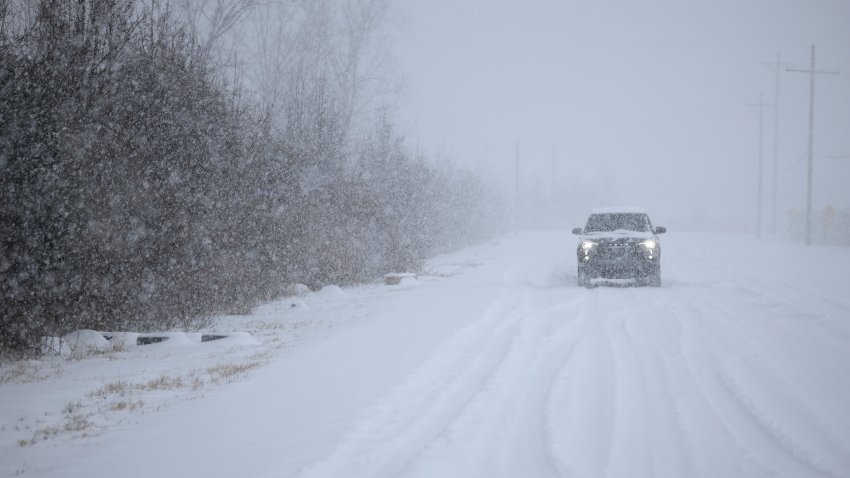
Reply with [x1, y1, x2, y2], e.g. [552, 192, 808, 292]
[2, 231, 849, 478]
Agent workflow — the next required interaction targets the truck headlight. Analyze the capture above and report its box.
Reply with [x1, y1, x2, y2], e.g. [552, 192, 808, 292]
[581, 240, 597, 251]
[641, 239, 656, 250]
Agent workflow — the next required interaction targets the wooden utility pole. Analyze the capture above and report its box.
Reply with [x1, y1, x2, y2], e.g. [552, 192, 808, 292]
[747, 93, 773, 239]
[787, 45, 839, 246]
[515, 142, 520, 202]
[551, 148, 557, 204]
[514, 141, 520, 233]
[764, 52, 792, 235]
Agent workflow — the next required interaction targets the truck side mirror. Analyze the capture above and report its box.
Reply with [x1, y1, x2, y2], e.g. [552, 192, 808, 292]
[572, 227, 583, 235]
[655, 226, 666, 234]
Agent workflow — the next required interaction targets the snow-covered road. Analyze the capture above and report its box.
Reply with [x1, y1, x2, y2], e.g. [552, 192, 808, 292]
[4, 232, 850, 477]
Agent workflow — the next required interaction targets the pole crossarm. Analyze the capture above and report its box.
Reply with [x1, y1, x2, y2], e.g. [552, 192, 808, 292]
[765, 62, 795, 70]
[815, 152, 850, 159]
[787, 67, 839, 75]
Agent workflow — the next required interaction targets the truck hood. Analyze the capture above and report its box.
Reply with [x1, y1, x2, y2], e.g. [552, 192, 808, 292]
[581, 231, 656, 243]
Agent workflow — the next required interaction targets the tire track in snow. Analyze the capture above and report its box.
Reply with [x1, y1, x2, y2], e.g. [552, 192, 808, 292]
[671, 297, 780, 477]
[667, 243, 850, 450]
[667, 242, 850, 346]
[661, 238, 850, 476]
[537, 299, 600, 478]
[668, 291, 844, 477]
[619, 291, 697, 478]
[490, 294, 593, 477]
[394, 286, 546, 478]
[678, 287, 848, 476]
[600, 289, 655, 478]
[598, 288, 703, 478]
[617, 288, 751, 478]
[399, 291, 592, 478]
[298, 286, 539, 478]
[545, 291, 620, 478]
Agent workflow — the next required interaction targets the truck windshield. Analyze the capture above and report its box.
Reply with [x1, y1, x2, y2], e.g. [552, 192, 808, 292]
[584, 213, 649, 233]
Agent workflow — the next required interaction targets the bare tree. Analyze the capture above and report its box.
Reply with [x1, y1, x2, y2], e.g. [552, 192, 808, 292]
[173, 0, 257, 56]
[335, 0, 396, 129]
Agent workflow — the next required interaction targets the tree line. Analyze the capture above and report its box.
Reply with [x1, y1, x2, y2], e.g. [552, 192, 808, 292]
[0, 0, 505, 360]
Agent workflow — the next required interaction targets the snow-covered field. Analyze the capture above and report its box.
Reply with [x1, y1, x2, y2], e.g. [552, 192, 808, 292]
[2, 231, 849, 478]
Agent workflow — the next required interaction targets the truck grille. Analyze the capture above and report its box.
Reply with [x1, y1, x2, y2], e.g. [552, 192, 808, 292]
[596, 244, 641, 260]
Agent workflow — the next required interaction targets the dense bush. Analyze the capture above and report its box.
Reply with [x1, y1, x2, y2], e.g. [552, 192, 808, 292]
[0, 1, 504, 360]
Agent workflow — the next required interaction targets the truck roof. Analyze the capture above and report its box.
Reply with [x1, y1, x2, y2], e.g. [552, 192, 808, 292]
[590, 207, 647, 214]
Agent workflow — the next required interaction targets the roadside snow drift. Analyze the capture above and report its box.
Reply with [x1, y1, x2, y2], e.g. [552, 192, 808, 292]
[2, 232, 849, 478]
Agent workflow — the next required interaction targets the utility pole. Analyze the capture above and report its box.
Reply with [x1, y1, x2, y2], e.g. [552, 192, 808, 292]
[551, 148, 558, 228]
[764, 52, 792, 235]
[515, 141, 520, 233]
[551, 148, 557, 201]
[747, 93, 773, 239]
[787, 45, 839, 246]
[551, 149, 556, 194]
[515, 142, 520, 201]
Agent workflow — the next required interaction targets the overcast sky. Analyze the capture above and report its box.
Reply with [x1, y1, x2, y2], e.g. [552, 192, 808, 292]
[392, 0, 850, 231]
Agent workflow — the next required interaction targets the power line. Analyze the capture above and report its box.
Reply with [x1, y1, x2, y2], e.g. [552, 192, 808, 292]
[780, 156, 806, 172]
[815, 152, 850, 159]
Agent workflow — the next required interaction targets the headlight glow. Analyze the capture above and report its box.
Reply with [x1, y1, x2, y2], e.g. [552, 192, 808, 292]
[642, 239, 657, 249]
[581, 240, 597, 251]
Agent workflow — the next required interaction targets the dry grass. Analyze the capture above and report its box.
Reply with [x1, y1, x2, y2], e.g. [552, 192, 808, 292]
[142, 374, 185, 391]
[88, 362, 261, 402]
[88, 380, 131, 399]
[23, 392, 148, 446]
[0, 361, 63, 384]
[63, 401, 83, 414]
[22, 412, 94, 446]
[17, 343, 265, 447]
[205, 361, 259, 383]
[110, 400, 144, 412]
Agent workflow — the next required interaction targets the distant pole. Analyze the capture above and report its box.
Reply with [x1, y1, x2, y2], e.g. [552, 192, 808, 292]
[551, 148, 558, 228]
[787, 45, 839, 246]
[757, 94, 765, 239]
[747, 93, 773, 239]
[551, 148, 557, 201]
[515, 141, 520, 233]
[771, 53, 780, 235]
[764, 52, 791, 235]
[551, 148, 557, 195]
[515, 142, 520, 201]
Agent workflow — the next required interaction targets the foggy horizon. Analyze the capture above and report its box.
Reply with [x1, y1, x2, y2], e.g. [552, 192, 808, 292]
[393, 0, 850, 233]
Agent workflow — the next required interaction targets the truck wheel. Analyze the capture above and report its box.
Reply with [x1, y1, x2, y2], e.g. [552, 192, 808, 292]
[647, 266, 661, 287]
[577, 266, 592, 288]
